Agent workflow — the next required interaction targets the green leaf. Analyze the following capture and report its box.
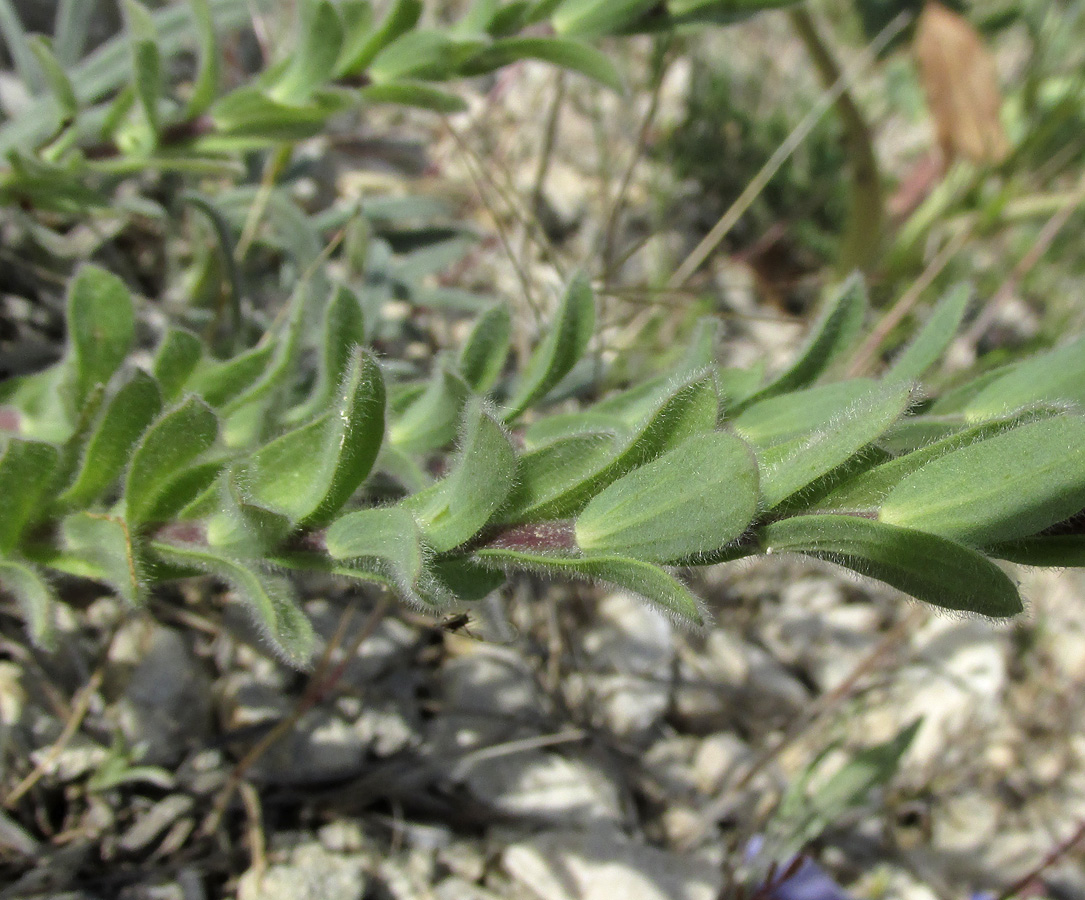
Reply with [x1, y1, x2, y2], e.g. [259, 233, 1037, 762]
[809, 412, 1045, 514]
[243, 351, 385, 529]
[0, 560, 57, 649]
[456, 0, 500, 34]
[747, 273, 867, 407]
[462, 37, 623, 91]
[503, 369, 720, 521]
[336, 0, 422, 77]
[879, 414, 1085, 547]
[61, 512, 144, 604]
[151, 542, 315, 666]
[661, 0, 798, 27]
[523, 410, 626, 447]
[368, 29, 486, 82]
[57, 370, 162, 509]
[885, 283, 970, 383]
[402, 400, 517, 552]
[125, 397, 219, 527]
[29, 36, 79, 120]
[185, 0, 220, 117]
[774, 719, 920, 860]
[752, 380, 915, 510]
[152, 328, 204, 403]
[187, 342, 275, 408]
[285, 284, 367, 425]
[203, 469, 293, 556]
[458, 304, 511, 392]
[0, 0, 44, 92]
[576, 431, 758, 563]
[761, 514, 1022, 617]
[209, 86, 353, 142]
[358, 81, 469, 113]
[268, 0, 343, 105]
[0, 439, 60, 554]
[504, 272, 596, 421]
[123, 1, 162, 139]
[960, 334, 1085, 421]
[325, 506, 449, 606]
[55, 0, 96, 66]
[550, 0, 659, 37]
[732, 378, 880, 448]
[987, 535, 1085, 568]
[65, 264, 136, 414]
[475, 547, 706, 626]
[389, 364, 471, 454]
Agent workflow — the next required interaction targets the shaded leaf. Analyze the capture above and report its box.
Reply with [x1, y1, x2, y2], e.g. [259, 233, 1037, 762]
[125, 397, 219, 527]
[475, 547, 706, 625]
[325, 506, 450, 606]
[151, 542, 315, 666]
[152, 328, 204, 403]
[505, 272, 596, 421]
[0, 438, 59, 554]
[743, 273, 867, 407]
[185, 0, 220, 116]
[57, 369, 161, 509]
[29, 36, 78, 120]
[402, 400, 516, 552]
[458, 304, 511, 393]
[336, 0, 422, 76]
[960, 334, 1085, 421]
[61, 512, 143, 604]
[463, 36, 623, 91]
[762, 514, 1021, 617]
[268, 0, 343, 105]
[243, 351, 385, 528]
[550, 0, 658, 37]
[503, 369, 719, 521]
[0, 560, 57, 649]
[885, 283, 970, 382]
[389, 364, 470, 454]
[65, 264, 136, 413]
[358, 81, 468, 113]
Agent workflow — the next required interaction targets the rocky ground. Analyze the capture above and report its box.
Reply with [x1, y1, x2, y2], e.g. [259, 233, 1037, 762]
[4, 9, 1085, 900]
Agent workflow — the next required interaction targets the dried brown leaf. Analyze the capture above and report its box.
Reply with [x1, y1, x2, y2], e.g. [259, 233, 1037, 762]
[915, 1, 1009, 165]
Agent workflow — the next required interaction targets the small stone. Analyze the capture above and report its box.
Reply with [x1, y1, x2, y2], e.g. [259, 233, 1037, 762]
[462, 751, 626, 828]
[237, 843, 367, 900]
[434, 878, 503, 900]
[113, 627, 213, 767]
[692, 733, 751, 796]
[932, 792, 1000, 855]
[428, 646, 547, 752]
[504, 828, 722, 900]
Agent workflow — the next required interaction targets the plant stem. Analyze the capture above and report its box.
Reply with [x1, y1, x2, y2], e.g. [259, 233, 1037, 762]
[789, 7, 883, 276]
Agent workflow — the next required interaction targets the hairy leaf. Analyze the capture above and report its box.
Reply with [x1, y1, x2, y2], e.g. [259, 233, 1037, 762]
[125, 397, 219, 527]
[762, 514, 1021, 617]
[243, 351, 385, 528]
[0, 438, 59, 554]
[0, 560, 57, 649]
[576, 431, 758, 563]
[476, 547, 706, 625]
[403, 400, 516, 552]
[504, 272, 596, 421]
[57, 369, 162, 509]
[880, 414, 1085, 547]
